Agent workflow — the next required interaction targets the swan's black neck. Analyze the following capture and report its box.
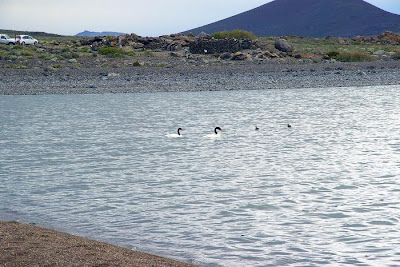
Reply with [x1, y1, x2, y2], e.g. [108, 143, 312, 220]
[177, 128, 182, 135]
[214, 127, 220, 134]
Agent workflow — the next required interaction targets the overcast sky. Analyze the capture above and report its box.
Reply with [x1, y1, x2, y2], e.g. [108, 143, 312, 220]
[1, 0, 399, 36]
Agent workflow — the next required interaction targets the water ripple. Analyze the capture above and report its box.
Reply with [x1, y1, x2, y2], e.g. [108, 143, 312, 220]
[1, 86, 400, 266]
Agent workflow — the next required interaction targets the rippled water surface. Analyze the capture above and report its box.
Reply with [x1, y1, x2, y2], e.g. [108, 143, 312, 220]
[1, 86, 400, 266]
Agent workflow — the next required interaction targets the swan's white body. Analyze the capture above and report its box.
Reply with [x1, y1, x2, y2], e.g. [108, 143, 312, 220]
[165, 133, 182, 138]
[204, 133, 221, 139]
[204, 127, 222, 139]
[165, 128, 183, 138]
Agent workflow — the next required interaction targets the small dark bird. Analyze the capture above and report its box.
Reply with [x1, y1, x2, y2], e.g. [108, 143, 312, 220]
[255, 126, 259, 131]
[287, 124, 292, 128]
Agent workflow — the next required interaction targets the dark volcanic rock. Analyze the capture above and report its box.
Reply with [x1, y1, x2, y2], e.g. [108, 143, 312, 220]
[189, 38, 254, 54]
[231, 52, 247, 60]
[220, 52, 232, 60]
[274, 39, 293, 53]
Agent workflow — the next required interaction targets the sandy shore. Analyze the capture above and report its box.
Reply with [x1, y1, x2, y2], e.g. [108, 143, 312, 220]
[1, 61, 400, 95]
[0, 220, 196, 267]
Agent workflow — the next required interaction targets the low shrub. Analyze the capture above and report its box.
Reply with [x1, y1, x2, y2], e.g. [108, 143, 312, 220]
[335, 51, 376, 62]
[326, 50, 340, 58]
[52, 64, 62, 68]
[79, 46, 90, 53]
[98, 47, 126, 58]
[125, 51, 136, 56]
[12, 65, 27, 69]
[142, 50, 152, 56]
[132, 61, 141, 66]
[392, 52, 400, 60]
[212, 29, 257, 40]
[61, 52, 80, 59]
[20, 50, 33, 57]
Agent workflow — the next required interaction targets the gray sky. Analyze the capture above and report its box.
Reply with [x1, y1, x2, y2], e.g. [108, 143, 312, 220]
[1, 0, 399, 36]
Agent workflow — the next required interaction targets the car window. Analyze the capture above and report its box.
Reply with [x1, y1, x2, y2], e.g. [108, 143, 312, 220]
[1, 36, 5, 39]
[5, 35, 11, 39]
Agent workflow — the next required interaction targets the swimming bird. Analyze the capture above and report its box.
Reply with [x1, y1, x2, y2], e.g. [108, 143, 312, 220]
[255, 126, 259, 131]
[287, 124, 292, 128]
[165, 128, 183, 138]
[204, 127, 222, 139]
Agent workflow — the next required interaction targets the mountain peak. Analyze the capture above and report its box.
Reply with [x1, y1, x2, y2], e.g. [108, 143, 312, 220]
[185, 0, 400, 37]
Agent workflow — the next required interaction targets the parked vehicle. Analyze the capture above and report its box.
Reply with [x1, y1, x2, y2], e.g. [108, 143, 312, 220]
[0, 34, 16, 45]
[16, 35, 38, 45]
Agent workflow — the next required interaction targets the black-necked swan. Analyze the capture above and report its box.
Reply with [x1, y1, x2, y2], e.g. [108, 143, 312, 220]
[165, 128, 183, 138]
[287, 124, 292, 128]
[255, 126, 259, 131]
[204, 127, 222, 138]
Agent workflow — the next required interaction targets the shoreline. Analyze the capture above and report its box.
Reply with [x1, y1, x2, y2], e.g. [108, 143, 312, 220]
[1, 61, 400, 95]
[0, 220, 196, 267]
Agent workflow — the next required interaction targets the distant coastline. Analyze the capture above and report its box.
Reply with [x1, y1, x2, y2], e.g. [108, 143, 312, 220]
[1, 30, 400, 95]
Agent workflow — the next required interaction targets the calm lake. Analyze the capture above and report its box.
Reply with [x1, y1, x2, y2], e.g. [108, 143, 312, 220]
[1, 85, 400, 266]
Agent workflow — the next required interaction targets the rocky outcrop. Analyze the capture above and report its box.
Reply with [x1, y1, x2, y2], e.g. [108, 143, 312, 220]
[274, 39, 293, 53]
[231, 52, 248, 60]
[353, 31, 400, 45]
[80, 34, 193, 51]
[80, 33, 257, 55]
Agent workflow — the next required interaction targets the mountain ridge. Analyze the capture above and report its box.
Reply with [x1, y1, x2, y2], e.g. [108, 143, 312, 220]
[75, 30, 126, 37]
[184, 0, 400, 37]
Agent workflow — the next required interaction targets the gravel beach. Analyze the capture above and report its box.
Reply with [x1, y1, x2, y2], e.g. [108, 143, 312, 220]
[1, 60, 400, 95]
[0, 220, 196, 267]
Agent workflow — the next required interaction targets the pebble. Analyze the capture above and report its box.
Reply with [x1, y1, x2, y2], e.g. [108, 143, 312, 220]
[1, 61, 400, 95]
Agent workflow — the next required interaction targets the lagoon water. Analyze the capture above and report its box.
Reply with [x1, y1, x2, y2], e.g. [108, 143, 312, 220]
[1, 85, 400, 266]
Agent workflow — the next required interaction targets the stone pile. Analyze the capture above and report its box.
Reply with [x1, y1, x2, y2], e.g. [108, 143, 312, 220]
[188, 33, 255, 54]
[79, 33, 258, 55]
[353, 31, 400, 45]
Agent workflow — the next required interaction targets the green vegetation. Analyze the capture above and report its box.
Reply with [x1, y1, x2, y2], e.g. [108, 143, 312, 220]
[98, 47, 126, 58]
[212, 29, 257, 40]
[78, 46, 90, 53]
[12, 65, 27, 69]
[51, 64, 62, 69]
[125, 51, 136, 56]
[98, 47, 136, 58]
[392, 52, 400, 60]
[263, 36, 397, 54]
[60, 52, 79, 59]
[331, 51, 376, 62]
[326, 51, 340, 58]
[141, 50, 153, 56]
[0, 30, 399, 67]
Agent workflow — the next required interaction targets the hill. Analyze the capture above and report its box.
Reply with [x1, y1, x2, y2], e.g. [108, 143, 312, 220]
[0, 29, 63, 38]
[75, 30, 126, 37]
[185, 0, 400, 37]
